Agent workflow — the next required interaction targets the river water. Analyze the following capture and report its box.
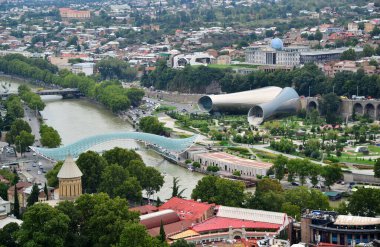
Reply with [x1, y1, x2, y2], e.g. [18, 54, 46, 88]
[1, 76, 204, 200]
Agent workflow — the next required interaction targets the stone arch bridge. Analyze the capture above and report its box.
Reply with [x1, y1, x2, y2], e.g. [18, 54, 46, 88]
[301, 97, 380, 120]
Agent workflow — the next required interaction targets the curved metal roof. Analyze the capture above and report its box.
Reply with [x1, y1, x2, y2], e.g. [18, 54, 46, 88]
[30, 132, 198, 161]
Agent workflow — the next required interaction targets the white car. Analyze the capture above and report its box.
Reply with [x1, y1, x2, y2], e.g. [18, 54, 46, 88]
[37, 170, 41, 175]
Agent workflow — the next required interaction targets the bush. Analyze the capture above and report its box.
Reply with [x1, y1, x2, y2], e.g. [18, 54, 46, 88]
[192, 162, 201, 168]
[185, 159, 192, 164]
[233, 171, 241, 176]
[207, 166, 220, 172]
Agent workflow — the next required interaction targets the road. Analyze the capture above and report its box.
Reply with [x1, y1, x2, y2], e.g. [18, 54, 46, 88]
[23, 105, 41, 146]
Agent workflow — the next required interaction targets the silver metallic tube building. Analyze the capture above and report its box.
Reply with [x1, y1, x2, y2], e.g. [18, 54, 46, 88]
[198, 87, 300, 126]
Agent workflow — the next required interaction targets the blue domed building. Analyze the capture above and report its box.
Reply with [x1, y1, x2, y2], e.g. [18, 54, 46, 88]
[271, 38, 284, 50]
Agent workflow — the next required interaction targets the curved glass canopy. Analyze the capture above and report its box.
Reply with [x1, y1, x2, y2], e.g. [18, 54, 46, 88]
[30, 132, 198, 161]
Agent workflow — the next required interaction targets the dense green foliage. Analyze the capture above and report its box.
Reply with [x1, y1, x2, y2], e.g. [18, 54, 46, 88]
[5, 119, 33, 145]
[143, 61, 380, 99]
[139, 116, 165, 135]
[11, 194, 161, 247]
[40, 124, 62, 148]
[0, 54, 144, 113]
[46, 161, 63, 187]
[191, 175, 246, 207]
[54, 148, 165, 202]
[17, 203, 70, 246]
[348, 188, 380, 217]
[96, 58, 137, 81]
[18, 85, 45, 111]
[26, 183, 39, 207]
[247, 179, 330, 220]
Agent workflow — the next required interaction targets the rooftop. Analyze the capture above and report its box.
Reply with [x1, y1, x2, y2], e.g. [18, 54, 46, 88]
[159, 197, 215, 221]
[196, 152, 272, 169]
[57, 155, 83, 179]
[191, 216, 281, 233]
[334, 215, 380, 226]
[217, 206, 289, 226]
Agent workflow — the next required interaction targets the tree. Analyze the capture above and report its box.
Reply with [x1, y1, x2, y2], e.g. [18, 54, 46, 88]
[0, 182, 8, 200]
[319, 93, 340, 124]
[116, 223, 165, 247]
[76, 151, 108, 193]
[375, 158, 380, 178]
[0, 222, 20, 247]
[348, 188, 380, 217]
[321, 164, 342, 188]
[171, 239, 195, 247]
[273, 155, 288, 180]
[247, 179, 284, 211]
[281, 202, 301, 220]
[17, 203, 70, 247]
[5, 119, 32, 144]
[191, 176, 218, 203]
[363, 44, 375, 57]
[56, 200, 86, 247]
[314, 30, 323, 41]
[191, 176, 245, 207]
[13, 186, 19, 219]
[159, 220, 166, 242]
[138, 116, 165, 135]
[340, 48, 357, 61]
[99, 164, 142, 202]
[96, 58, 137, 81]
[44, 183, 49, 200]
[171, 177, 186, 199]
[141, 167, 164, 202]
[40, 125, 62, 148]
[102, 147, 142, 169]
[284, 186, 329, 211]
[27, 183, 39, 207]
[75, 193, 139, 247]
[15, 130, 35, 153]
[46, 161, 63, 187]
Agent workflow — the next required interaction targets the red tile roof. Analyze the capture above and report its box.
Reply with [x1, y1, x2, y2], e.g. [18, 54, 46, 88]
[191, 217, 281, 233]
[159, 197, 215, 221]
[130, 205, 158, 215]
[148, 219, 193, 237]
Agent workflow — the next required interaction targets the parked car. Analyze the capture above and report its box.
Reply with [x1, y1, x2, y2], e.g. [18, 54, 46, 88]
[291, 182, 300, 186]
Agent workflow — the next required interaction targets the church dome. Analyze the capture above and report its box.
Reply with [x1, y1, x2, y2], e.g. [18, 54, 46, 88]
[271, 38, 284, 50]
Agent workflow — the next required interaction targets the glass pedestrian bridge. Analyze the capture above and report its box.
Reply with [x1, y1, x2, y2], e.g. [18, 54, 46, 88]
[30, 132, 198, 161]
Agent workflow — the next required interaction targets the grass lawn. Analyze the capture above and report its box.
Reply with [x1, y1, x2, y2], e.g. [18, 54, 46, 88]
[367, 145, 380, 154]
[337, 154, 375, 165]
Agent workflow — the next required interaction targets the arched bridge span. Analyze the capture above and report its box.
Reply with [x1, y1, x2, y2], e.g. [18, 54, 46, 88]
[30, 132, 198, 161]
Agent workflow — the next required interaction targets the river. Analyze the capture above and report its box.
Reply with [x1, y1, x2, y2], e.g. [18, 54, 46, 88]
[1, 76, 204, 201]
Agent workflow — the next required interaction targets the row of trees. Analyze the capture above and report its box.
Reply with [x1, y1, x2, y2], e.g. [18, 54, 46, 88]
[271, 155, 343, 188]
[46, 147, 164, 202]
[142, 61, 380, 99]
[0, 54, 145, 113]
[18, 85, 45, 111]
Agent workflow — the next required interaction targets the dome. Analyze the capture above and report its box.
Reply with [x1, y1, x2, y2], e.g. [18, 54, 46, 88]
[271, 38, 283, 50]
